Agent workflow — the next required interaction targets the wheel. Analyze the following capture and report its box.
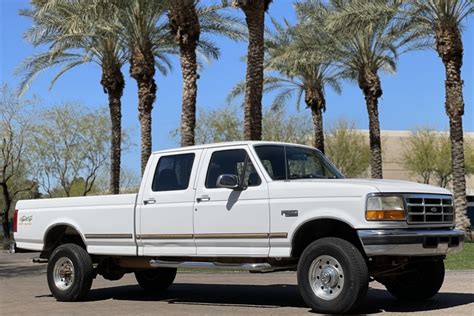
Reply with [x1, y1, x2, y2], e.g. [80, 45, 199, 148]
[297, 237, 368, 314]
[135, 268, 177, 292]
[383, 259, 445, 300]
[47, 243, 93, 301]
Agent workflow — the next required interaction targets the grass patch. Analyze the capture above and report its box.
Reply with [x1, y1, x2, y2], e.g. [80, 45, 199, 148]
[445, 240, 474, 270]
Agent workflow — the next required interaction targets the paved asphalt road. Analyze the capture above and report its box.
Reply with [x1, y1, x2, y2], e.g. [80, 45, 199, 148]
[1, 252, 473, 315]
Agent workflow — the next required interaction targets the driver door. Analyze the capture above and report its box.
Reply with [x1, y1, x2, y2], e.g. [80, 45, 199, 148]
[193, 146, 270, 256]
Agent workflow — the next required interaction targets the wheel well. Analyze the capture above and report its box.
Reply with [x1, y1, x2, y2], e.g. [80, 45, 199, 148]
[41, 225, 86, 259]
[291, 219, 364, 258]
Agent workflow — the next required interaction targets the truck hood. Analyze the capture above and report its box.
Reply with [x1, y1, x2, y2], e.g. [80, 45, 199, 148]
[291, 178, 451, 195]
[339, 178, 451, 194]
[268, 178, 451, 201]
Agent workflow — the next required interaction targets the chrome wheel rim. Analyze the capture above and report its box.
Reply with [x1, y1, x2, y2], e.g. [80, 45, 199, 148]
[53, 257, 75, 290]
[309, 255, 344, 300]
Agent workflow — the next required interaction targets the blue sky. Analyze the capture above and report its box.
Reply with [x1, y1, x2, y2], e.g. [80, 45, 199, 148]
[1, 0, 473, 176]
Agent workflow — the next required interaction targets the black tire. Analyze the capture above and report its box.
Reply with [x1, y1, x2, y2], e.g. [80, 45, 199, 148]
[384, 259, 445, 301]
[135, 268, 177, 292]
[297, 237, 368, 314]
[47, 243, 93, 301]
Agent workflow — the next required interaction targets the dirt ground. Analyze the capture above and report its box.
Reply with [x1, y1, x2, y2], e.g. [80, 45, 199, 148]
[1, 252, 473, 315]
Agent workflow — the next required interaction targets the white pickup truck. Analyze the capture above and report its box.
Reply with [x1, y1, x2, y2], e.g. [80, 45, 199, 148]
[14, 141, 464, 313]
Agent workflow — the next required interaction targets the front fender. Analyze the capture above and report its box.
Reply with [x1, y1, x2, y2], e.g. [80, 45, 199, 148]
[288, 210, 357, 242]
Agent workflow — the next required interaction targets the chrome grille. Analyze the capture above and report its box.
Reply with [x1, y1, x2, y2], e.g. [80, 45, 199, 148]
[405, 194, 454, 224]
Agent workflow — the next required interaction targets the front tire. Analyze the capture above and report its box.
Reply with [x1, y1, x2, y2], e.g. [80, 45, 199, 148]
[297, 237, 368, 314]
[135, 268, 177, 292]
[47, 243, 94, 301]
[383, 259, 445, 301]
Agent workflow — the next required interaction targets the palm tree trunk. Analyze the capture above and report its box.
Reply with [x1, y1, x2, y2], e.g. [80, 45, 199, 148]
[101, 64, 124, 194]
[130, 46, 156, 175]
[168, 1, 200, 147]
[305, 88, 325, 153]
[239, 1, 265, 141]
[359, 70, 383, 179]
[179, 45, 198, 147]
[365, 95, 383, 179]
[1, 182, 12, 242]
[448, 116, 469, 229]
[109, 98, 122, 194]
[436, 26, 470, 230]
[310, 106, 324, 153]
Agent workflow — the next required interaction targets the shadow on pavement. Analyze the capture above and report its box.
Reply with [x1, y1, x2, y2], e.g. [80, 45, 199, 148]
[0, 252, 44, 278]
[0, 264, 46, 278]
[74, 283, 474, 314]
[358, 288, 474, 314]
[87, 283, 307, 309]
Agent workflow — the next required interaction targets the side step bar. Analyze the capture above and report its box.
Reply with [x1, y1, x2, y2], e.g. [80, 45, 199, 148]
[149, 259, 288, 272]
[32, 257, 48, 263]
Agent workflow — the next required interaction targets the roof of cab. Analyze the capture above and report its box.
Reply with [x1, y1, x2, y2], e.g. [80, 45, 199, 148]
[152, 141, 316, 155]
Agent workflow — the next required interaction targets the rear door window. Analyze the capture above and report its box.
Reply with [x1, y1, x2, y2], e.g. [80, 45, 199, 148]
[152, 153, 195, 191]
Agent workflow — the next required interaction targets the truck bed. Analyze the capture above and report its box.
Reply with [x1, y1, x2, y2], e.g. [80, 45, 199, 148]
[14, 194, 138, 256]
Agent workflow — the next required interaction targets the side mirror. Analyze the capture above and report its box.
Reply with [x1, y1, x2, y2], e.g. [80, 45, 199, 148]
[216, 174, 240, 190]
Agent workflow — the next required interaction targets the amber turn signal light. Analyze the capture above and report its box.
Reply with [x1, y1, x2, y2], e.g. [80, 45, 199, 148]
[366, 210, 406, 221]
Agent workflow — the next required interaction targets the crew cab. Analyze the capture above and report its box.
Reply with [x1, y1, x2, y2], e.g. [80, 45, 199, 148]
[13, 141, 464, 313]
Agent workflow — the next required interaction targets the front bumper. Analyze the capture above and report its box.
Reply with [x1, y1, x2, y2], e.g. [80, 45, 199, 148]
[357, 229, 464, 256]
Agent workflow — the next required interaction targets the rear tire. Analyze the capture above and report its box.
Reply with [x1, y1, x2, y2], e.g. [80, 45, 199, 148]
[383, 259, 445, 300]
[135, 268, 177, 292]
[297, 237, 368, 314]
[47, 243, 93, 301]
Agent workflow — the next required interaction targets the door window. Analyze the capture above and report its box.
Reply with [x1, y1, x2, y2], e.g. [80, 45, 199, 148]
[152, 153, 195, 191]
[254, 145, 343, 179]
[205, 149, 261, 189]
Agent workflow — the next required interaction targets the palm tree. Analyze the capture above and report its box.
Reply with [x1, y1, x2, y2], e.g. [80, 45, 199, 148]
[168, 1, 200, 147]
[167, 0, 244, 147]
[19, 0, 127, 194]
[112, 0, 174, 174]
[407, 0, 473, 230]
[232, 0, 273, 141]
[319, 0, 473, 230]
[228, 18, 342, 153]
[314, 0, 414, 179]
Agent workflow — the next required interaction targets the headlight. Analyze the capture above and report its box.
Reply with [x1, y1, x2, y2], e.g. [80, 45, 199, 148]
[366, 195, 406, 221]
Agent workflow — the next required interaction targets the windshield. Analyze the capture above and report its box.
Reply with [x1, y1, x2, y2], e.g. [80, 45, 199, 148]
[254, 145, 344, 180]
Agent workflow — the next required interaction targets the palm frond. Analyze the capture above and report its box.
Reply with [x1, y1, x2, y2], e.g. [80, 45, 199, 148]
[197, 4, 247, 41]
[154, 52, 173, 75]
[16, 52, 84, 96]
[324, 77, 343, 95]
[227, 75, 300, 106]
[18, 0, 127, 94]
[295, 86, 305, 111]
[49, 58, 89, 90]
[272, 87, 298, 111]
[226, 80, 246, 104]
[197, 37, 220, 62]
[262, 12, 341, 112]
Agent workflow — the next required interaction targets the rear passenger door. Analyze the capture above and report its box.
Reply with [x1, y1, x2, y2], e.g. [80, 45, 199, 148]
[137, 150, 202, 256]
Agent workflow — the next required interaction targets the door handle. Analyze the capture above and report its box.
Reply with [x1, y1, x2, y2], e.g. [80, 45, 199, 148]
[281, 210, 298, 217]
[196, 195, 210, 202]
[143, 198, 156, 205]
